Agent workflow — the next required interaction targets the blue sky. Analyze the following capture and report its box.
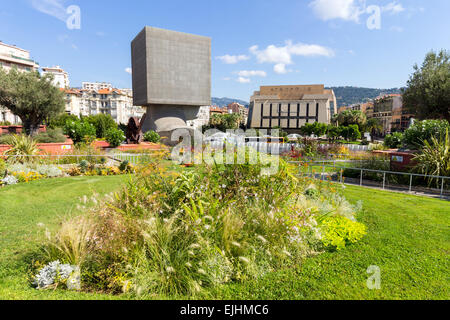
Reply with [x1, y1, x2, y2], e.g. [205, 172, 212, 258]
[1, 0, 449, 101]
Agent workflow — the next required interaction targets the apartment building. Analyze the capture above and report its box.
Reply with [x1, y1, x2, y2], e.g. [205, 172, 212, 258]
[82, 82, 113, 91]
[372, 94, 407, 135]
[227, 102, 249, 125]
[42, 66, 70, 88]
[0, 41, 40, 124]
[62, 88, 145, 124]
[247, 84, 337, 132]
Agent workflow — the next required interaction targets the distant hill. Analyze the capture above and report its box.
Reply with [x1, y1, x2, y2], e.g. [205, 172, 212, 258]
[212, 97, 249, 108]
[327, 86, 402, 107]
[212, 87, 403, 109]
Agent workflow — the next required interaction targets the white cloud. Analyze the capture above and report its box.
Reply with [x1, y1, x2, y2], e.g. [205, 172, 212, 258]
[274, 64, 289, 74]
[31, 0, 68, 22]
[382, 2, 405, 15]
[125, 67, 132, 74]
[237, 77, 251, 84]
[249, 40, 334, 73]
[236, 70, 267, 77]
[96, 31, 106, 37]
[216, 54, 250, 64]
[309, 0, 364, 22]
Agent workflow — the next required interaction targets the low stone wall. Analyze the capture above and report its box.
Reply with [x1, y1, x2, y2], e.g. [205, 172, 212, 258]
[0, 125, 46, 135]
[0, 138, 74, 155]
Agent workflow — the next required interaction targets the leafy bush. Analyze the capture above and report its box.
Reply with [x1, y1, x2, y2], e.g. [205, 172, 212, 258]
[49, 114, 79, 130]
[384, 132, 403, 149]
[34, 128, 67, 144]
[320, 216, 367, 251]
[8, 163, 63, 178]
[143, 130, 161, 143]
[41, 153, 366, 297]
[5, 135, 39, 162]
[0, 158, 5, 176]
[84, 114, 118, 139]
[0, 134, 13, 145]
[413, 129, 450, 185]
[403, 120, 450, 149]
[340, 125, 361, 142]
[64, 120, 96, 144]
[105, 128, 125, 148]
[1, 175, 18, 185]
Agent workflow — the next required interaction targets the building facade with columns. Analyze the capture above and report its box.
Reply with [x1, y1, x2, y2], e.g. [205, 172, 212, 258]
[247, 85, 337, 132]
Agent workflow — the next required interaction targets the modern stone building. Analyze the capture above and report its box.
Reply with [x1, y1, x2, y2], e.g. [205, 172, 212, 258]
[247, 85, 337, 132]
[131, 26, 211, 136]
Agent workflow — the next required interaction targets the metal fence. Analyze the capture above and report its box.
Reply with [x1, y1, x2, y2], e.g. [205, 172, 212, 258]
[2, 152, 164, 166]
[296, 162, 450, 200]
[208, 141, 369, 155]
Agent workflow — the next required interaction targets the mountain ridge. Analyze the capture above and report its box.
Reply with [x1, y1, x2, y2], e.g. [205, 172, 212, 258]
[213, 86, 403, 108]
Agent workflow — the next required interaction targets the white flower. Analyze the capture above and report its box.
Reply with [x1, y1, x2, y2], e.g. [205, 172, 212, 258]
[166, 267, 175, 273]
[239, 256, 250, 264]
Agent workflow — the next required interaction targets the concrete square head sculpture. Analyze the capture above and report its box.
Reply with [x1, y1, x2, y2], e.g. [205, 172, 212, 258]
[131, 26, 211, 139]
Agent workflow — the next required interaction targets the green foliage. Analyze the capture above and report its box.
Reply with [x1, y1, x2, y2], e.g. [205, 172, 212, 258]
[105, 128, 125, 148]
[413, 129, 450, 184]
[43, 154, 364, 297]
[340, 125, 361, 141]
[0, 134, 13, 145]
[0, 121, 11, 126]
[4, 135, 39, 162]
[384, 132, 404, 149]
[332, 110, 367, 131]
[402, 49, 450, 122]
[84, 114, 118, 138]
[300, 122, 328, 137]
[0, 158, 5, 176]
[34, 128, 67, 144]
[0, 68, 65, 135]
[143, 130, 161, 143]
[48, 114, 79, 130]
[320, 216, 367, 251]
[207, 113, 241, 131]
[403, 119, 450, 149]
[64, 119, 96, 144]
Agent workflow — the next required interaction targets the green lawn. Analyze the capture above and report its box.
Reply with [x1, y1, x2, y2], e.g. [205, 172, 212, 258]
[0, 176, 449, 300]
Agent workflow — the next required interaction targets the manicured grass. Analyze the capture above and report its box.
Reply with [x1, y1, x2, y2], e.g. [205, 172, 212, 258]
[0, 176, 448, 300]
[207, 185, 450, 300]
[0, 175, 132, 300]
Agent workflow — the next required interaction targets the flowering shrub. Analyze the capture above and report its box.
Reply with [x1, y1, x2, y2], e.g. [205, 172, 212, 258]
[32, 260, 80, 290]
[40, 153, 366, 296]
[1, 175, 18, 186]
[320, 216, 367, 251]
[12, 171, 45, 183]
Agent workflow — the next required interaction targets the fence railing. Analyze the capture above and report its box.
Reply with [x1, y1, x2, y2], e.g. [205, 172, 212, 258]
[208, 141, 369, 155]
[296, 163, 450, 200]
[2, 152, 163, 165]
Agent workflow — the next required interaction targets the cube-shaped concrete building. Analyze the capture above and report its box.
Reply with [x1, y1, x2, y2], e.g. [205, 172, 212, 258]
[131, 26, 211, 135]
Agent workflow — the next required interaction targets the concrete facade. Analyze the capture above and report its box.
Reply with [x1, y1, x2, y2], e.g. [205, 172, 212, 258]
[247, 85, 337, 132]
[131, 26, 211, 135]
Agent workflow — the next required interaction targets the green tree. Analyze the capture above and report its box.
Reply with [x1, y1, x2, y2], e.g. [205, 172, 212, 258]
[364, 118, 383, 140]
[0, 68, 65, 136]
[327, 125, 341, 142]
[403, 49, 450, 122]
[333, 110, 367, 131]
[208, 113, 240, 131]
[84, 114, 118, 138]
[340, 125, 361, 141]
[403, 119, 450, 149]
